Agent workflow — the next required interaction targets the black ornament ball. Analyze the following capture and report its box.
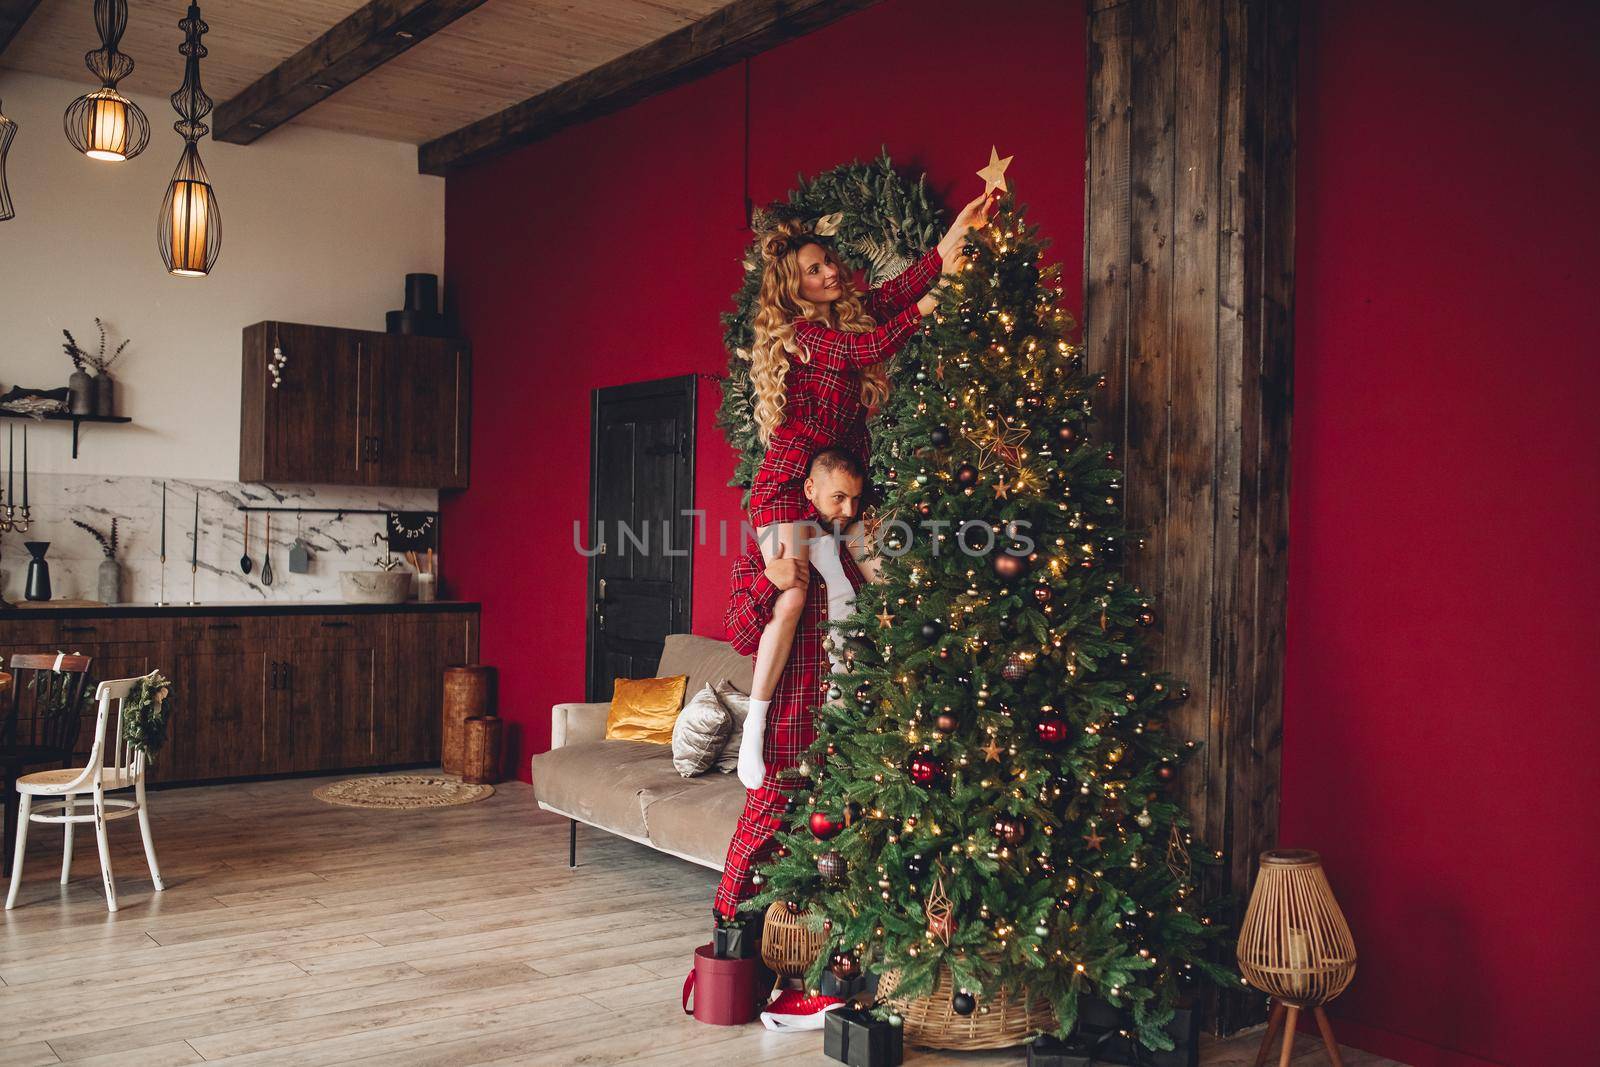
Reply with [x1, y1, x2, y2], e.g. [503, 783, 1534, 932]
[992, 814, 1026, 846]
[952, 991, 977, 1016]
[956, 463, 979, 487]
[830, 951, 861, 980]
[992, 552, 1028, 581]
[817, 849, 847, 882]
[931, 425, 951, 447]
[785, 900, 802, 915]
[1137, 610, 1157, 627]
[1033, 585, 1053, 605]
[905, 853, 928, 878]
[920, 621, 943, 642]
[908, 753, 944, 786]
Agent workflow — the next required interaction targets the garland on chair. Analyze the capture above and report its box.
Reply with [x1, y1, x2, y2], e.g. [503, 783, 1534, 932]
[120, 671, 172, 761]
[716, 148, 946, 503]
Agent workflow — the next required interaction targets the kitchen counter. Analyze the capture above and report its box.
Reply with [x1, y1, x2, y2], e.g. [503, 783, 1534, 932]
[2, 600, 480, 621]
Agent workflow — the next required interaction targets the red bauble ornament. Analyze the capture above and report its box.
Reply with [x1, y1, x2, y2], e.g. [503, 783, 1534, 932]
[810, 811, 843, 839]
[1157, 764, 1177, 782]
[992, 552, 1028, 581]
[908, 753, 944, 786]
[1033, 585, 1053, 605]
[1036, 716, 1068, 744]
[956, 463, 979, 487]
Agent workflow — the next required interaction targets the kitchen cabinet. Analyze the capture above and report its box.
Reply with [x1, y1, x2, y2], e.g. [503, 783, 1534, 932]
[240, 321, 471, 489]
[0, 604, 479, 785]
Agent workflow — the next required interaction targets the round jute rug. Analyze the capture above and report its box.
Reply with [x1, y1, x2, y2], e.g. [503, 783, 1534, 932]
[312, 774, 494, 810]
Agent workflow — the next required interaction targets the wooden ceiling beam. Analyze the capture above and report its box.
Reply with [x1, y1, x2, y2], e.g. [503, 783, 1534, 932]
[0, 0, 45, 58]
[417, 0, 885, 176]
[213, 0, 490, 146]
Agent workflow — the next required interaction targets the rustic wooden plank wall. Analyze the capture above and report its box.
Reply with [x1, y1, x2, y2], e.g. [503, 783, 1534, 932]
[1084, 0, 1298, 1035]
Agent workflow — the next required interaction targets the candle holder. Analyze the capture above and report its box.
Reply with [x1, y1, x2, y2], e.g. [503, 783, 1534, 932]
[1236, 849, 1358, 1067]
[0, 503, 32, 607]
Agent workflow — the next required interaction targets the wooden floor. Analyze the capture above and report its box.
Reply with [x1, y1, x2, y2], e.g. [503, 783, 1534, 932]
[0, 773, 1405, 1066]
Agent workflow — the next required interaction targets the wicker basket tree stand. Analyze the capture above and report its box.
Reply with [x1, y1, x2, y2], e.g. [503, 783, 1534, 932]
[878, 958, 1054, 1051]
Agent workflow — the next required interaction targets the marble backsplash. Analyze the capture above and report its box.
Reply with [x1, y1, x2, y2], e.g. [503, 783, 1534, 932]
[0, 471, 437, 604]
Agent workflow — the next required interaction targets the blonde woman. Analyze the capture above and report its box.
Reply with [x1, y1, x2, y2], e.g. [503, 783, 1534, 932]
[733, 190, 997, 789]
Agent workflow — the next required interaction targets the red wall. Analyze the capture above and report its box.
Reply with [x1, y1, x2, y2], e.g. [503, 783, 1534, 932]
[1282, 2, 1600, 1065]
[444, 1, 1598, 1064]
[441, 0, 1086, 769]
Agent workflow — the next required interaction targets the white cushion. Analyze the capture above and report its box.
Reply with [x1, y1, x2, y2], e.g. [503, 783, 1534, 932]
[670, 684, 733, 778]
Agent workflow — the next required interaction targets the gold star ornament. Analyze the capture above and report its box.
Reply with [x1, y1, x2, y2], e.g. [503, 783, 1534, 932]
[982, 738, 1003, 762]
[977, 146, 1014, 195]
[876, 606, 896, 629]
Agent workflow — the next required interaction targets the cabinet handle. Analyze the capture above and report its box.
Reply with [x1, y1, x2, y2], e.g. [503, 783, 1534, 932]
[320, 620, 351, 628]
[371, 435, 382, 464]
[282, 663, 292, 690]
[270, 661, 280, 689]
[208, 622, 241, 630]
[355, 343, 364, 472]
[62, 625, 97, 634]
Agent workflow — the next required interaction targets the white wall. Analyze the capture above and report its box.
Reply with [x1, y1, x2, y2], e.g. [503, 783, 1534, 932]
[0, 69, 445, 481]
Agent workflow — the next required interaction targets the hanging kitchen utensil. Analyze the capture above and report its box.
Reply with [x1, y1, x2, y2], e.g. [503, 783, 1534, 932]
[261, 513, 274, 586]
[288, 509, 311, 573]
[240, 511, 253, 574]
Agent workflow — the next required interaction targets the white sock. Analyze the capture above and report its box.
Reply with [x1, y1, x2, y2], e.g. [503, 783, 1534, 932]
[809, 534, 854, 672]
[738, 698, 771, 790]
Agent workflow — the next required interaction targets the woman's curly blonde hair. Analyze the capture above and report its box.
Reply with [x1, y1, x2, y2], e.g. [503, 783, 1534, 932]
[748, 218, 890, 444]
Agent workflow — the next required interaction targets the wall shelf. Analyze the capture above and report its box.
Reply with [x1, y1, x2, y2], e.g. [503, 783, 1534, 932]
[0, 411, 133, 459]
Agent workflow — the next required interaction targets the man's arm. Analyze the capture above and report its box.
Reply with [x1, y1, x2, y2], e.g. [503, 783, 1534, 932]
[725, 553, 782, 657]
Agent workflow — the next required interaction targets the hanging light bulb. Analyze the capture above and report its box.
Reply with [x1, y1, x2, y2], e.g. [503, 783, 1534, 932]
[0, 99, 15, 222]
[63, 0, 150, 162]
[158, 3, 219, 277]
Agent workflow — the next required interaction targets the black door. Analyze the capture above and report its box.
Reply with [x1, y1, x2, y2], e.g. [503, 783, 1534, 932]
[586, 375, 696, 701]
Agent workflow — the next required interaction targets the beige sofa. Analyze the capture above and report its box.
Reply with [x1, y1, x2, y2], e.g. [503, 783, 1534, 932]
[532, 634, 755, 871]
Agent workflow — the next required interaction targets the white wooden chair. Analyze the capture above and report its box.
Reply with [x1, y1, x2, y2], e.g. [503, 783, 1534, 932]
[5, 676, 165, 912]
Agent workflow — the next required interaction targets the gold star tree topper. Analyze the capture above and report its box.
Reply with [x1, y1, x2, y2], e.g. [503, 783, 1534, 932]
[977, 146, 1014, 195]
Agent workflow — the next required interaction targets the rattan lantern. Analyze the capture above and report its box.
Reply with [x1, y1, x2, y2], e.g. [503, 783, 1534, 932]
[0, 99, 15, 222]
[1236, 849, 1358, 1066]
[158, 3, 220, 277]
[63, 0, 150, 162]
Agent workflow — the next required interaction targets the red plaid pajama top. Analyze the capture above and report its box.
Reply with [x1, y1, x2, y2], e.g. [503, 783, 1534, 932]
[712, 539, 866, 917]
[747, 246, 943, 528]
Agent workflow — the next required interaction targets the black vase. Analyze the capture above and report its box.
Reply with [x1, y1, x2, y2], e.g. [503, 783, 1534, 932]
[24, 541, 51, 601]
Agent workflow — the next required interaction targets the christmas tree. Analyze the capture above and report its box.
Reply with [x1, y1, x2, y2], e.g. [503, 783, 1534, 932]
[748, 186, 1237, 1050]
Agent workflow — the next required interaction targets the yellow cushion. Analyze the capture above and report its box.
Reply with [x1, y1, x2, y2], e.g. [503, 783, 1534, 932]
[604, 675, 688, 743]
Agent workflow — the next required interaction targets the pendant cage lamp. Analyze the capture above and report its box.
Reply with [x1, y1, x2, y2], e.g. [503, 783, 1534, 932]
[63, 0, 150, 162]
[158, 3, 219, 277]
[0, 100, 15, 222]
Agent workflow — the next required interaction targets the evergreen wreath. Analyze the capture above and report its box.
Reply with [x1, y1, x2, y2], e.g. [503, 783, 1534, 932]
[717, 148, 946, 502]
[120, 670, 172, 762]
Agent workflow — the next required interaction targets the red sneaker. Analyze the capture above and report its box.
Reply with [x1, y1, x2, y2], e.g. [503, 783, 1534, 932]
[760, 988, 844, 1031]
